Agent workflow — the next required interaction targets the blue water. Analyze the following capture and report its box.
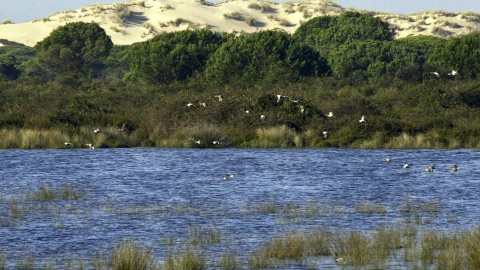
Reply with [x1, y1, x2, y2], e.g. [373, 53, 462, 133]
[0, 148, 479, 268]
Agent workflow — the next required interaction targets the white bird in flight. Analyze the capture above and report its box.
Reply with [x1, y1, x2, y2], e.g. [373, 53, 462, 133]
[187, 102, 195, 107]
[448, 70, 458, 76]
[260, 115, 266, 120]
[359, 115, 366, 123]
[86, 144, 95, 149]
[276, 95, 283, 103]
[214, 95, 223, 102]
[431, 72, 440, 78]
[93, 128, 100, 133]
[326, 112, 334, 118]
[323, 131, 329, 138]
[403, 164, 411, 168]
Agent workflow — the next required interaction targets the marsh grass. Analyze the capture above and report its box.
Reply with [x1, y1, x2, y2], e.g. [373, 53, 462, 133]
[402, 194, 414, 212]
[255, 201, 279, 214]
[420, 200, 439, 212]
[336, 232, 372, 267]
[436, 244, 464, 270]
[219, 250, 239, 269]
[263, 231, 306, 260]
[462, 226, 480, 269]
[188, 225, 223, 245]
[26, 185, 86, 201]
[0, 127, 142, 149]
[185, 124, 227, 148]
[247, 251, 279, 269]
[163, 246, 207, 270]
[355, 201, 374, 213]
[249, 125, 296, 148]
[91, 252, 108, 270]
[15, 254, 36, 270]
[109, 240, 156, 270]
[0, 129, 70, 149]
[0, 250, 5, 270]
[306, 230, 333, 256]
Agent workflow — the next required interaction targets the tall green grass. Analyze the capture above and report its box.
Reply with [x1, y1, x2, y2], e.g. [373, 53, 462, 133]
[109, 240, 157, 270]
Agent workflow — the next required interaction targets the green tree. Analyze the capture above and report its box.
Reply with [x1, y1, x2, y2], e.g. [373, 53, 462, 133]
[34, 22, 113, 79]
[0, 54, 20, 80]
[429, 32, 480, 79]
[204, 30, 329, 86]
[293, 11, 394, 58]
[126, 29, 225, 84]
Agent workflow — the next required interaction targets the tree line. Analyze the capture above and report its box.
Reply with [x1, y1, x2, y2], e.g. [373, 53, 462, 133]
[1, 11, 480, 149]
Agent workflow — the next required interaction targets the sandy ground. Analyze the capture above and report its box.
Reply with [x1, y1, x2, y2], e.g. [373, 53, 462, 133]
[0, 0, 479, 46]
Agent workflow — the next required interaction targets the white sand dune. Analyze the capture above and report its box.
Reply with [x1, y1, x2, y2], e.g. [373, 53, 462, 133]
[0, 0, 479, 47]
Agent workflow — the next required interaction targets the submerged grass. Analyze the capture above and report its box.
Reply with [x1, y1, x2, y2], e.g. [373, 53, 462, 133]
[188, 225, 223, 245]
[26, 185, 86, 201]
[3, 196, 480, 269]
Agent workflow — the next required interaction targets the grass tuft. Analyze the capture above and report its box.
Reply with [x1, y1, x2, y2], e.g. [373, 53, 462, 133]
[163, 246, 206, 270]
[109, 240, 156, 270]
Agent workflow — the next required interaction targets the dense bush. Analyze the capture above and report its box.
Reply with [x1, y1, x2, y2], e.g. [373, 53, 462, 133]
[204, 30, 329, 86]
[126, 29, 226, 84]
[1, 16, 480, 149]
[34, 22, 113, 80]
[293, 11, 394, 57]
[429, 32, 480, 79]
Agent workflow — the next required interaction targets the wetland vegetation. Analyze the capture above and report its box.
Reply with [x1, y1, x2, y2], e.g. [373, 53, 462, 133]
[1, 184, 479, 269]
[1, 12, 480, 149]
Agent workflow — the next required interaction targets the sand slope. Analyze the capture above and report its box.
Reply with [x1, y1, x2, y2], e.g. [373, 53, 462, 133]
[0, 0, 479, 46]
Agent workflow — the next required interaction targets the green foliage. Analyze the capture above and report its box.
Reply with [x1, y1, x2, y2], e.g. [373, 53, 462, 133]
[126, 29, 225, 84]
[293, 11, 394, 58]
[0, 54, 20, 80]
[204, 30, 329, 86]
[34, 22, 113, 79]
[101, 45, 131, 80]
[429, 32, 480, 78]
[1, 15, 480, 149]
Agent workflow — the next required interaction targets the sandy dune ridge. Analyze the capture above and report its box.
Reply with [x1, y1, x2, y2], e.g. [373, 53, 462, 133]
[1, 0, 479, 46]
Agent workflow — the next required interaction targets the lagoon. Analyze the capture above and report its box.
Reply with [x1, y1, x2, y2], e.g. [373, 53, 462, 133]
[0, 148, 479, 268]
